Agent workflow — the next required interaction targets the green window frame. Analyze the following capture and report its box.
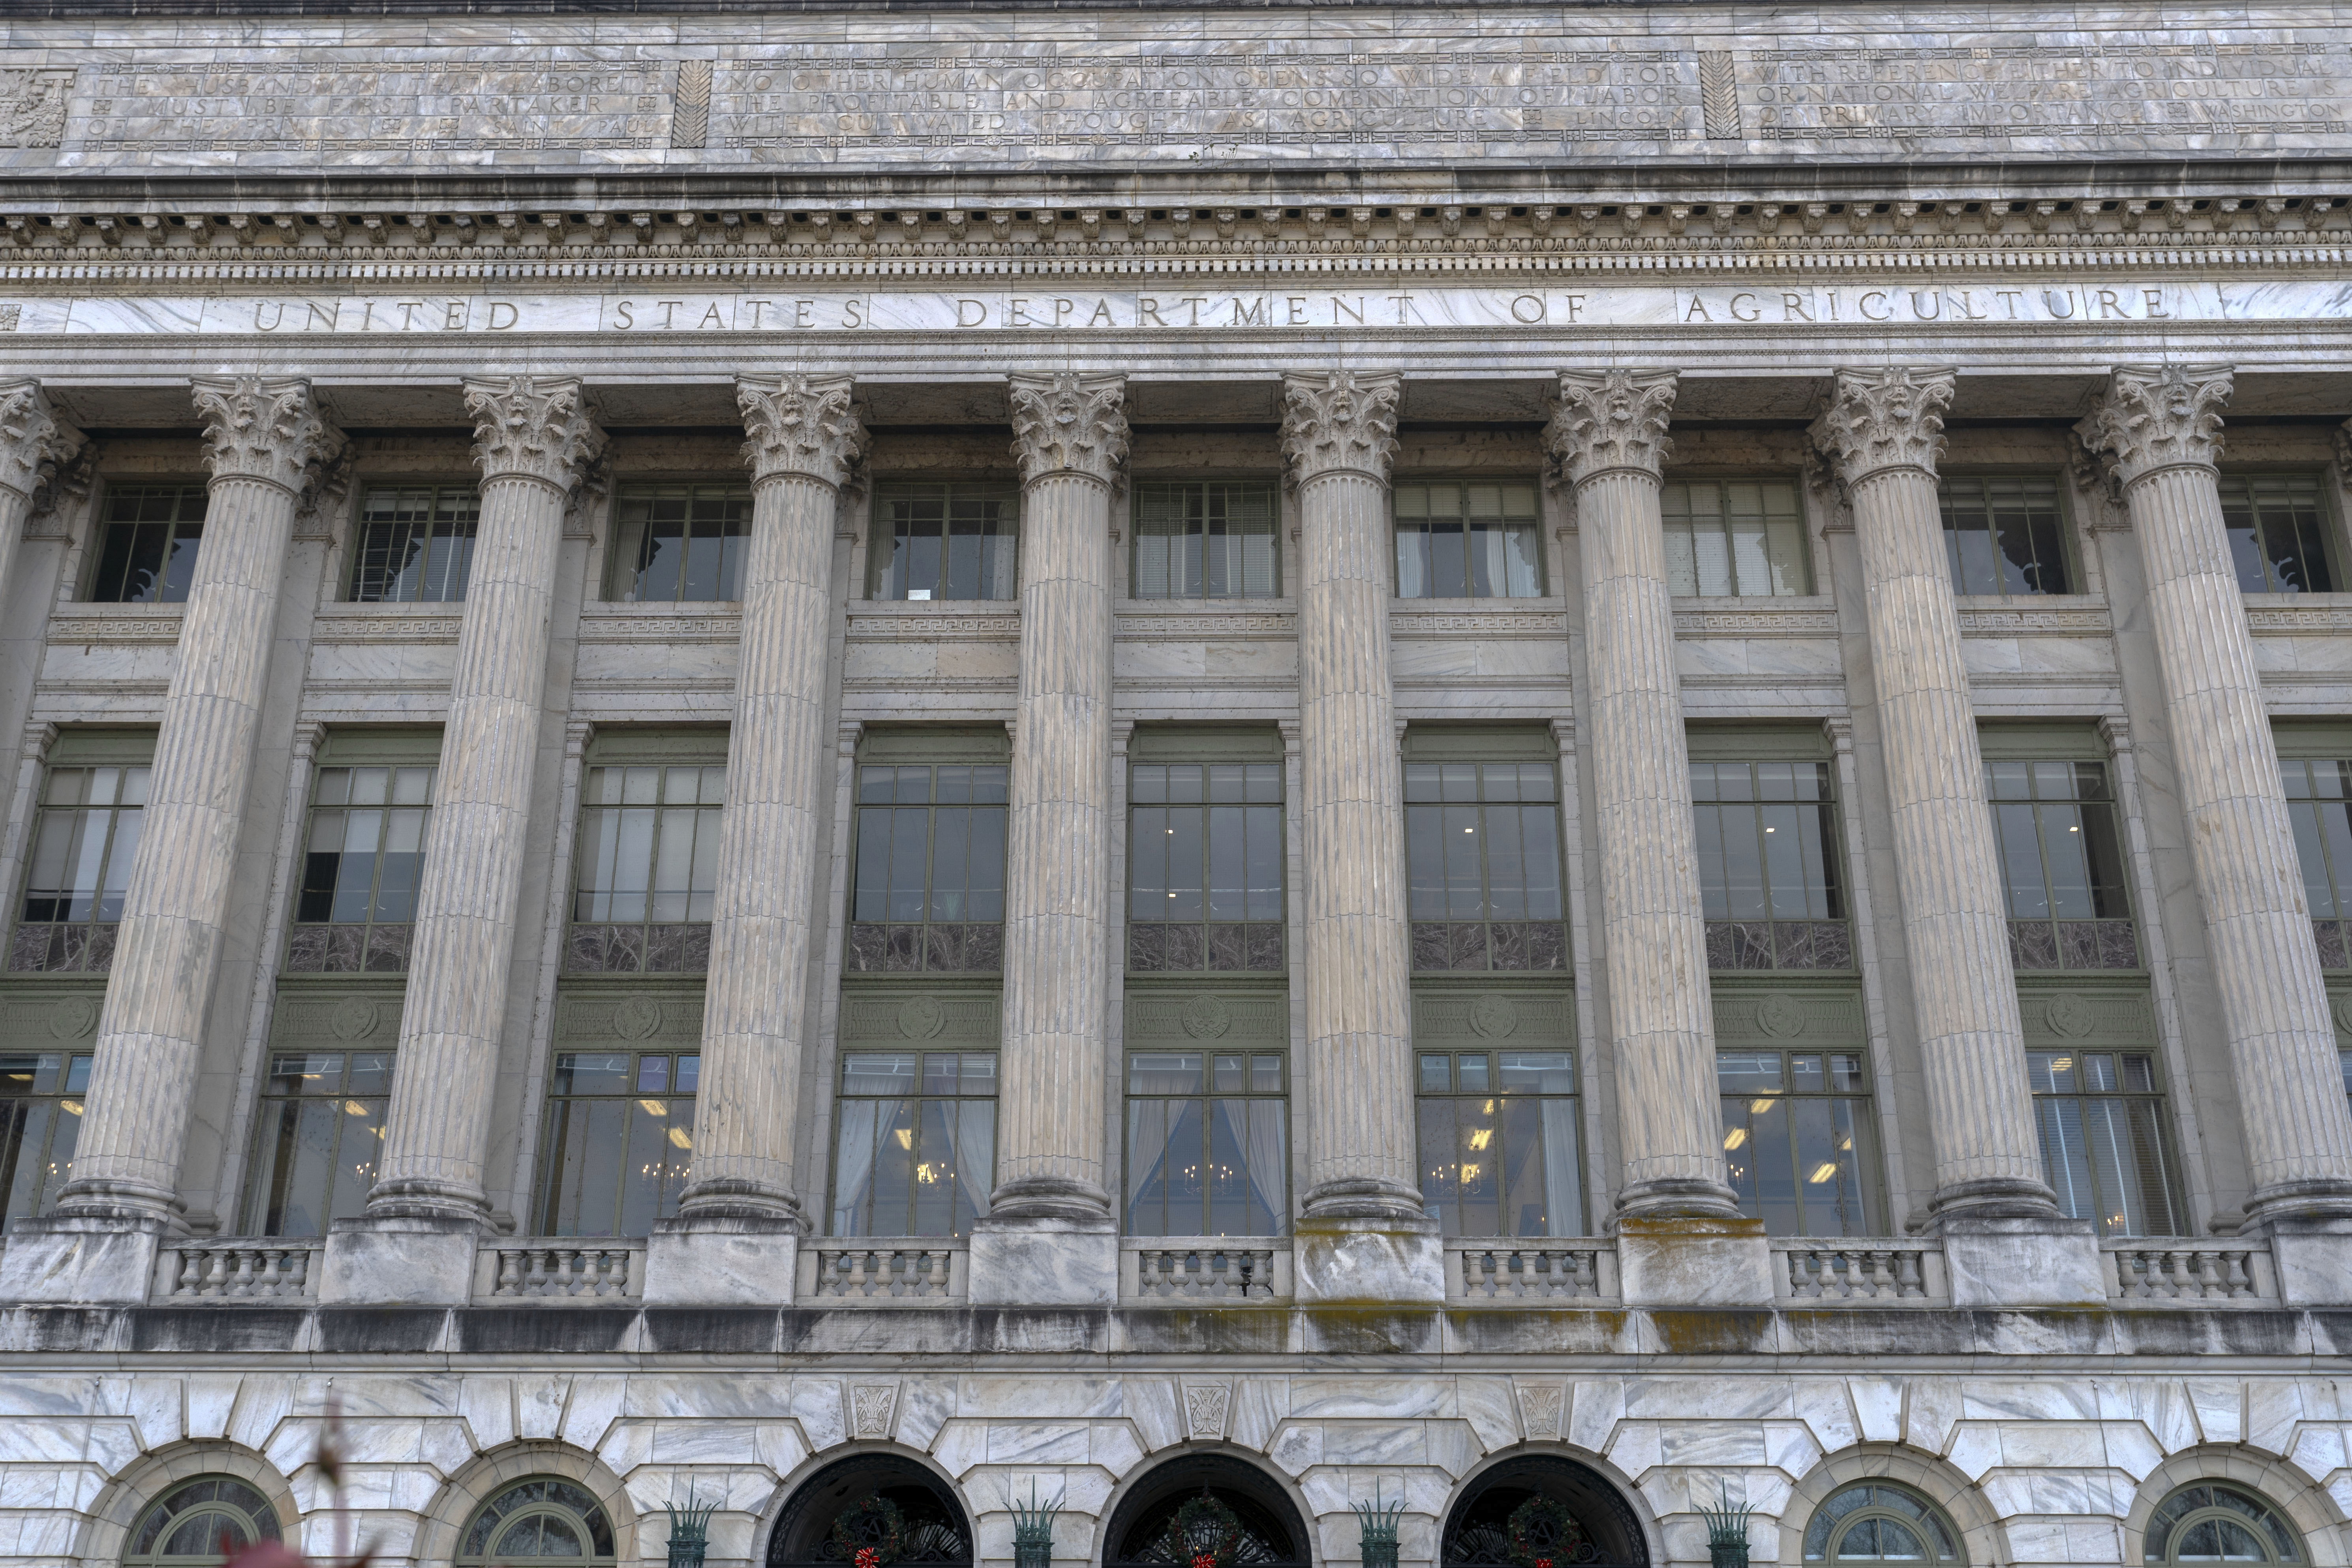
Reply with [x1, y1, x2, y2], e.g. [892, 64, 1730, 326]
[1124, 1048, 1289, 1236]
[1985, 757, 2137, 970]
[0, 1049, 89, 1224]
[1803, 1484, 1963, 1565]
[89, 483, 207, 604]
[1132, 479, 1280, 599]
[349, 483, 481, 603]
[1394, 480, 1543, 599]
[2028, 1046, 2184, 1237]
[126, 1479, 283, 1568]
[10, 733, 154, 975]
[1718, 1047, 1877, 1236]
[2280, 757, 2352, 969]
[870, 480, 1019, 601]
[567, 738, 726, 974]
[607, 483, 753, 603]
[847, 746, 1009, 974]
[2143, 1483, 2303, 1565]
[1405, 747, 1566, 973]
[242, 1048, 389, 1236]
[1941, 475, 2072, 597]
[535, 1048, 698, 1237]
[827, 1049, 998, 1237]
[2222, 473, 2334, 594]
[1128, 758, 1284, 974]
[287, 751, 436, 974]
[1660, 477, 1811, 597]
[458, 1480, 618, 1568]
[1415, 1047, 1583, 1237]
[1692, 758, 1849, 971]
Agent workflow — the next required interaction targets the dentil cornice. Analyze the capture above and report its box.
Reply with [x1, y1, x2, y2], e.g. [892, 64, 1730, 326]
[189, 374, 343, 496]
[1007, 372, 1129, 489]
[1808, 367, 1958, 488]
[1544, 370, 1679, 488]
[0, 378, 83, 506]
[1279, 370, 1402, 487]
[463, 374, 607, 495]
[738, 373, 867, 491]
[2076, 364, 2234, 489]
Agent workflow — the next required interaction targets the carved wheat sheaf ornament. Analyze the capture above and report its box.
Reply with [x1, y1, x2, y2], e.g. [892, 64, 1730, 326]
[1754, 993, 1805, 1039]
[896, 994, 946, 1040]
[614, 995, 663, 1041]
[47, 994, 97, 1041]
[2043, 992, 2097, 1039]
[329, 996, 380, 1042]
[1180, 994, 1233, 1039]
[1469, 993, 1520, 1039]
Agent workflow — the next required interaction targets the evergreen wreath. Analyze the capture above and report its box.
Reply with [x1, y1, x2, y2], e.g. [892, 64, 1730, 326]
[1158, 1493, 1245, 1568]
[831, 1495, 907, 1568]
[1504, 1497, 1588, 1568]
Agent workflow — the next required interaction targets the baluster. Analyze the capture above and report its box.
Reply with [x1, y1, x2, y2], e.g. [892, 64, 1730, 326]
[2114, 1251, 2142, 1298]
[845, 1249, 869, 1297]
[1786, 1251, 1812, 1299]
[491, 1250, 517, 1296]
[171, 1249, 199, 1298]
[1864, 1251, 1892, 1300]
[1894, 1249, 1923, 1299]
[2191, 1251, 2222, 1299]
[2221, 1251, 2253, 1299]
[253, 1249, 282, 1298]
[289, 1248, 313, 1298]
[206, 1249, 236, 1298]
[1571, 1250, 1595, 1298]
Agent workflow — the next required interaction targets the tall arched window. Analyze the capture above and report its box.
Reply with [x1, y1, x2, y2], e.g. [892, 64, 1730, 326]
[2144, 1483, 2303, 1564]
[125, 1477, 282, 1566]
[1104, 1455, 1310, 1568]
[1803, 1483, 1963, 1564]
[457, 1478, 619, 1566]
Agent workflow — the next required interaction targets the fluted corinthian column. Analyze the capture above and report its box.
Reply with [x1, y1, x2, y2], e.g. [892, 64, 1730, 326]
[0, 380, 83, 613]
[56, 379, 340, 1226]
[366, 377, 604, 1232]
[1811, 370, 2059, 1227]
[678, 376, 865, 1226]
[1545, 371, 1736, 1219]
[2080, 366, 2352, 1228]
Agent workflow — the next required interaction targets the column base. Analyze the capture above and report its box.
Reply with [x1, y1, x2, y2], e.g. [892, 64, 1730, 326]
[967, 1215, 1118, 1307]
[1937, 1216, 2104, 1307]
[2264, 1217, 2352, 1307]
[1293, 1215, 1444, 1305]
[0, 1213, 167, 1305]
[643, 1216, 799, 1306]
[1616, 1215, 1773, 1307]
[319, 1214, 481, 1305]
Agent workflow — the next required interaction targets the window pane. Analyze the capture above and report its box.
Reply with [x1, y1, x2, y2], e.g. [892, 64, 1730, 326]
[1941, 477, 2069, 597]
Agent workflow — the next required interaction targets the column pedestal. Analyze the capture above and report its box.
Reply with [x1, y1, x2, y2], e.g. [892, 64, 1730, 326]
[642, 1218, 801, 1306]
[1939, 1217, 2105, 1308]
[0, 1213, 167, 1304]
[318, 1214, 478, 1305]
[2269, 1219, 2352, 1306]
[967, 1217, 1119, 1307]
[1293, 1216, 1444, 1304]
[1616, 1217, 1774, 1308]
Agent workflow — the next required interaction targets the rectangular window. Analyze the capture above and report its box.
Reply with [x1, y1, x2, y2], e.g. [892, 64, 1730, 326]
[1124, 1050, 1288, 1236]
[608, 484, 753, 603]
[1415, 1048, 1582, 1237]
[2224, 473, 2333, 594]
[1132, 481, 1279, 599]
[847, 763, 1009, 973]
[1692, 760, 1850, 971]
[535, 1049, 698, 1237]
[828, 1050, 997, 1237]
[1660, 479, 1811, 597]
[1718, 1049, 1877, 1236]
[871, 481, 1018, 601]
[242, 1050, 389, 1236]
[2028, 1048, 2183, 1237]
[1129, 762, 1283, 973]
[1405, 761, 1565, 971]
[0, 1051, 90, 1223]
[11, 761, 150, 974]
[287, 763, 434, 974]
[349, 485, 481, 603]
[568, 762, 725, 974]
[1395, 481, 1543, 599]
[2284, 757, 2352, 968]
[89, 484, 207, 604]
[1941, 476, 2072, 596]
[1986, 759, 2138, 970]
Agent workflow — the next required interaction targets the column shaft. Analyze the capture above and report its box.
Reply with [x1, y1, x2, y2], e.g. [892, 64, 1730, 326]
[60, 377, 337, 1218]
[1812, 370, 2055, 1219]
[370, 377, 601, 1220]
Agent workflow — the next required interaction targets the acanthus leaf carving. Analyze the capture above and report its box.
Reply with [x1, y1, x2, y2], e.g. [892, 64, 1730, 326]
[190, 375, 345, 498]
[1007, 372, 1128, 488]
[462, 374, 607, 496]
[1808, 366, 1957, 487]
[1278, 370, 1401, 487]
[1543, 368, 1679, 487]
[0, 379, 85, 511]
[2075, 363, 2233, 488]
[738, 373, 868, 489]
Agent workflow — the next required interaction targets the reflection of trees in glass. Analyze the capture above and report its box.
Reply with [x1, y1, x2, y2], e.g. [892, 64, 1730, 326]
[127, 1478, 282, 1566]
[828, 1051, 997, 1237]
[1124, 1051, 1287, 1236]
[2220, 473, 2332, 594]
[2279, 757, 2352, 969]
[1415, 1048, 1582, 1237]
[1717, 1049, 1875, 1236]
[1660, 478, 1810, 597]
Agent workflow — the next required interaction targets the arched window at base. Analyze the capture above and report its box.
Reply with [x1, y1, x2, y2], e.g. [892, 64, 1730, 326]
[768, 1455, 974, 1568]
[457, 1477, 619, 1567]
[126, 1478, 283, 1567]
[1104, 1455, 1311, 1568]
[1441, 1457, 1649, 1568]
[2144, 1483, 2304, 1565]
[1803, 1483, 1964, 1564]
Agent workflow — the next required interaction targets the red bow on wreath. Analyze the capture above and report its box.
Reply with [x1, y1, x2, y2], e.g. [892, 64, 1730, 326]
[856, 1550, 880, 1568]
[1192, 1554, 1218, 1568]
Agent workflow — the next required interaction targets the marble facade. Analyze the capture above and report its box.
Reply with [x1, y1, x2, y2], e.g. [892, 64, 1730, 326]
[2, 2, 2352, 1567]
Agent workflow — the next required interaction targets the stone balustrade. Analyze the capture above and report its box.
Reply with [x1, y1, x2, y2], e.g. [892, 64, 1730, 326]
[154, 1241, 322, 1301]
[476, 1241, 644, 1300]
[2104, 1241, 2276, 1302]
[1771, 1239, 1947, 1303]
[800, 1243, 968, 1302]
[1445, 1241, 1618, 1302]
[1122, 1240, 1290, 1301]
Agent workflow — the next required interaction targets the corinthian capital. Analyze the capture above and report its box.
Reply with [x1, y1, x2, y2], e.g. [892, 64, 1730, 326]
[2075, 364, 2232, 488]
[1279, 370, 1402, 486]
[0, 379, 83, 505]
[1007, 372, 1128, 488]
[463, 375, 607, 495]
[191, 376, 343, 496]
[1543, 369, 1678, 487]
[1808, 367, 1957, 487]
[737, 374, 867, 489]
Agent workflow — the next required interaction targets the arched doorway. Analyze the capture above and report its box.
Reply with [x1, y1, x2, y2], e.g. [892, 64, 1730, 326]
[1104, 1455, 1312, 1568]
[1440, 1457, 1648, 1568]
[768, 1455, 973, 1568]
